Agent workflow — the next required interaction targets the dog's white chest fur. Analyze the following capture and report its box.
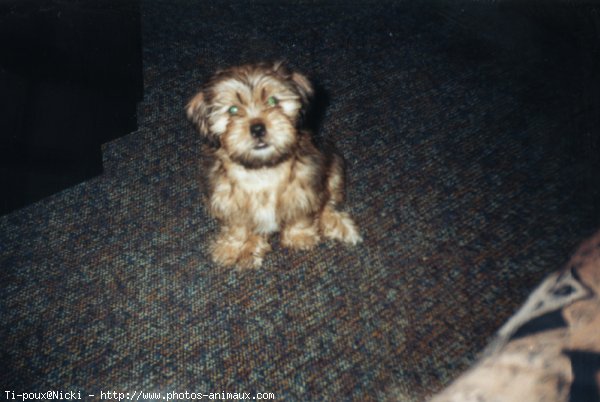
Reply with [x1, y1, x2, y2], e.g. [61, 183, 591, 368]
[229, 164, 287, 234]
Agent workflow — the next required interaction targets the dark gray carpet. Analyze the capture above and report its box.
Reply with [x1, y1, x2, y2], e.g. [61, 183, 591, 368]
[1, 2, 599, 401]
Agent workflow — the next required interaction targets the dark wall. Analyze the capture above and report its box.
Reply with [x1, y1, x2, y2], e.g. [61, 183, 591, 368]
[0, 0, 143, 215]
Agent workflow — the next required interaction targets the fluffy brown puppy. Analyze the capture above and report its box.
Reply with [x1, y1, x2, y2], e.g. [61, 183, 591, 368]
[186, 62, 361, 268]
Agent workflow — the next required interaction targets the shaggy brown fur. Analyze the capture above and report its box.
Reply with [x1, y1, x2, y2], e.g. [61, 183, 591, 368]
[187, 62, 361, 268]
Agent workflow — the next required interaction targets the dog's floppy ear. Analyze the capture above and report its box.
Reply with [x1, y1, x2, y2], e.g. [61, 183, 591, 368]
[290, 71, 314, 104]
[186, 91, 220, 147]
[186, 91, 208, 133]
[272, 61, 314, 105]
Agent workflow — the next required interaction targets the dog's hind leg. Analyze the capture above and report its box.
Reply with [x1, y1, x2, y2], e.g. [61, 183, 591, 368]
[320, 154, 362, 245]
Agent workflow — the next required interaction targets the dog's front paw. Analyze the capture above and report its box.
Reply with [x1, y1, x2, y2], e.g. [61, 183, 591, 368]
[237, 236, 272, 268]
[211, 238, 243, 267]
[211, 231, 271, 268]
[281, 221, 320, 250]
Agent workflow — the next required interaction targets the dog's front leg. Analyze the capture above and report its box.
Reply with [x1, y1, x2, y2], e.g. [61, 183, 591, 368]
[281, 217, 320, 250]
[211, 225, 271, 268]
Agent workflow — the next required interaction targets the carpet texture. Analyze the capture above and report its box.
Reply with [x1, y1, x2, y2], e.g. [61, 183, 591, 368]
[1, 2, 599, 401]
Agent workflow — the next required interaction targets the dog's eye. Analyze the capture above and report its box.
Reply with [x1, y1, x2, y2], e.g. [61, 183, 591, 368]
[267, 96, 278, 107]
[228, 105, 239, 115]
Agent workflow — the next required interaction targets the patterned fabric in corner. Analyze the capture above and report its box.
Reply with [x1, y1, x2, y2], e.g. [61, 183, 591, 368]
[430, 230, 600, 402]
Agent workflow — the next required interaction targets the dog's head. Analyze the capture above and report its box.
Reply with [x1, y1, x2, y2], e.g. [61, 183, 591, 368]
[186, 62, 313, 168]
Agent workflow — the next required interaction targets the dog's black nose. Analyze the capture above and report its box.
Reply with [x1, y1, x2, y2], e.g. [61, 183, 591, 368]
[250, 123, 266, 138]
